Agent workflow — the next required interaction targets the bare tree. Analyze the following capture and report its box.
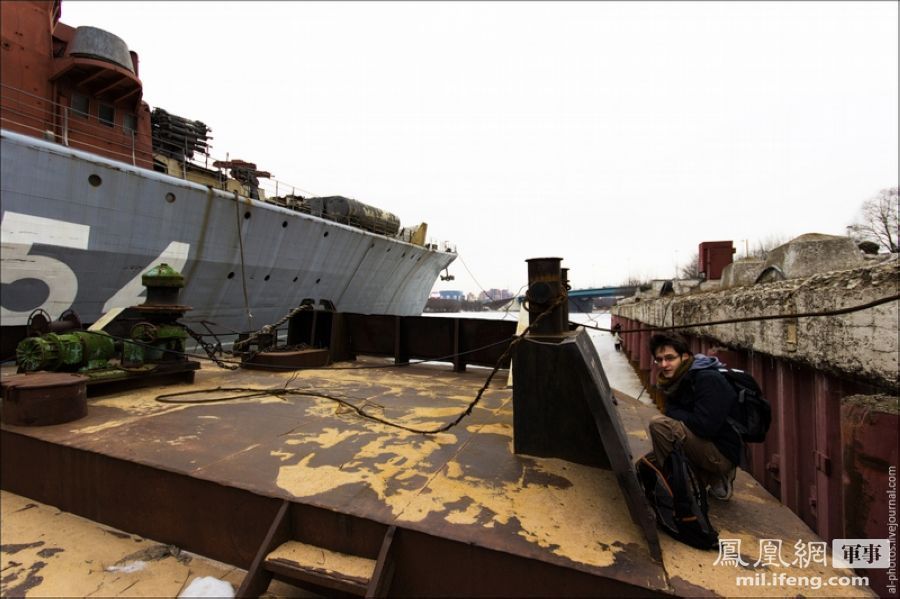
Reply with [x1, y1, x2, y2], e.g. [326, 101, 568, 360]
[746, 234, 789, 261]
[847, 187, 899, 253]
[622, 274, 652, 289]
[678, 252, 701, 279]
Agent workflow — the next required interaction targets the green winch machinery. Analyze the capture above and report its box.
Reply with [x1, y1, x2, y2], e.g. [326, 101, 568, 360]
[16, 330, 117, 372]
[14, 263, 199, 382]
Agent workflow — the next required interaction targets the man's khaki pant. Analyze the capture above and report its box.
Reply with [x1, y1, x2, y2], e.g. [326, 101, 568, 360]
[648, 414, 733, 486]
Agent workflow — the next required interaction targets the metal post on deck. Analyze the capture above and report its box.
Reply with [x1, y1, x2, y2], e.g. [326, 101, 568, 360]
[525, 257, 566, 337]
[561, 267, 571, 331]
[514, 256, 663, 561]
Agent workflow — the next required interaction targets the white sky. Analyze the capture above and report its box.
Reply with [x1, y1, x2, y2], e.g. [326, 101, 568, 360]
[61, 1, 899, 295]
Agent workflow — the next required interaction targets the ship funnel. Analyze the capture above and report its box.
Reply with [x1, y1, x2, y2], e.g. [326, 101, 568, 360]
[67, 26, 135, 73]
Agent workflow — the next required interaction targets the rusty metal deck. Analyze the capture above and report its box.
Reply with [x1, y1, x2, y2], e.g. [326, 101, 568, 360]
[0, 360, 874, 597]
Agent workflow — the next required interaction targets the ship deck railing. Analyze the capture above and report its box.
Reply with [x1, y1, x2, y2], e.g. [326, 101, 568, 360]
[0, 82, 298, 193]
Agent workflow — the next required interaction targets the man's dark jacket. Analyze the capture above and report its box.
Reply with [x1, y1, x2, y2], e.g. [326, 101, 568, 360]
[663, 354, 742, 466]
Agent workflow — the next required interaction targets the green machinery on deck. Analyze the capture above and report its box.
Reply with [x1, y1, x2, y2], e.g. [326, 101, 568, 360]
[16, 331, 116, 372]
[14, 263, 196, 379]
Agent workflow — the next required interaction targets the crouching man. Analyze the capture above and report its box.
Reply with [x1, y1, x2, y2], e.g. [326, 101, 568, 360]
[647, 333, 741, 500]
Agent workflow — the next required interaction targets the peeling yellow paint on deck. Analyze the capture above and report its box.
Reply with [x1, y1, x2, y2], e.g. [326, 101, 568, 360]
[467, 422, 513, 437]
[400, 456, 638, 568]
[274, 428, 458, 506]
[284, 427, 358, 449]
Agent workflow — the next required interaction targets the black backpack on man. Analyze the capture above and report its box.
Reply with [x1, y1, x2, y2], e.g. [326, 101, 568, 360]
[636, 443, 719, 550]
[718, 368, 771, 443]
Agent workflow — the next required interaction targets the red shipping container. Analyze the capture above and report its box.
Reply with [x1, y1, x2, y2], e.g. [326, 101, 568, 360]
[698, 241, 735, 280]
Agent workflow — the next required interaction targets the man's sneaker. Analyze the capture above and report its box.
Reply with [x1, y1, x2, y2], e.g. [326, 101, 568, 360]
[709, 467, 736, 501]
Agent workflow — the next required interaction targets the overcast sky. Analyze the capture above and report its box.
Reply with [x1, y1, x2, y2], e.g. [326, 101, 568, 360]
[62, 1, 899, 295]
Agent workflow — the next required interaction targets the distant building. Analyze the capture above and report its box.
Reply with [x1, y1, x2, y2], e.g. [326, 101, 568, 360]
[439, 290, 465, 301]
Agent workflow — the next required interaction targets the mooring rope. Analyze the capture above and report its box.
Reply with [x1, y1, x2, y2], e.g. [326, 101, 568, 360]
[578, 292, 900, 334]
[234, 191, 253, 331]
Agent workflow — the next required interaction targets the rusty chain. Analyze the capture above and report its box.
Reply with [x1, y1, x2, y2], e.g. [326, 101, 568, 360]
[232, 303, 314, 352]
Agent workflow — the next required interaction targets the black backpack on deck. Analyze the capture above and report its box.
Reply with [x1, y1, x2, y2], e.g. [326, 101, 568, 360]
[637, 445, 719, 550]
[718, 368, 771, 443]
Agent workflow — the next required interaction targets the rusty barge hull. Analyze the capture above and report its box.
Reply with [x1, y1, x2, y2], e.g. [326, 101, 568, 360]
[1, 361, 669, 597]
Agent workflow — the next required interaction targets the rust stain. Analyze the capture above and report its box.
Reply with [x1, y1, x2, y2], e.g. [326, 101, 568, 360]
[36, 547, 64, 559]
[1, 561, 46, 596]
[0, 542, 44, 554]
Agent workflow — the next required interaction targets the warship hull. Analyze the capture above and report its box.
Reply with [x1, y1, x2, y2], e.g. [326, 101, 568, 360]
[1, 130, 456, 337]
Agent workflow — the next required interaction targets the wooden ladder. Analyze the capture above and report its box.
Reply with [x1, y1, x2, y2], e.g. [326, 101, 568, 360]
[237, 501, 397, 598]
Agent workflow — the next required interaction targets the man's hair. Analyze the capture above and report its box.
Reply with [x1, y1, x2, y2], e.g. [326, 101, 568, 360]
[649, 332, 692, 356]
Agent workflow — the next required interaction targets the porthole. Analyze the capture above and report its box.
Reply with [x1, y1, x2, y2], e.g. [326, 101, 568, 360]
[401, 253, 406, 258]
[244, 211, 251, 219]
[264, 275, 270, 281]
[165, 192, 176, 203]
[227, 272, 235, 279]
[292, 276, 298, 282]
[315, 278, 321, 284]
[88, 174, 102, 187]
[282, 221, 288, 228]
[386, 248, 391, 252]
[323, 231, 329, 238]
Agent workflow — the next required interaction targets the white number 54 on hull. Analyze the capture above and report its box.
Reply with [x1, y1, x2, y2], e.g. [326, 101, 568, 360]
[1, 211, 190, 327]
[1, 211, 90, 325]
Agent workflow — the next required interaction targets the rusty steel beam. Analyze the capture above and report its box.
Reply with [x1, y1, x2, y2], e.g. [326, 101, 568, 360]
[237, 500, 291, 598]
[813, 371, 842, 542]
[0, 430, 280, 568]
[366, 526, 397, 598]
[309, 313, 517, 371]
[282, 311, 516, 371]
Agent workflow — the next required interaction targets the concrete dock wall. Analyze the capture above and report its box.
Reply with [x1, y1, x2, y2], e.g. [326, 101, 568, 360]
[615, 258, 897, 388]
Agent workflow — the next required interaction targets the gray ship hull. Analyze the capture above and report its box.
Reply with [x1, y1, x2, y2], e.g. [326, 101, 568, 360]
[1, 130, 456, 337]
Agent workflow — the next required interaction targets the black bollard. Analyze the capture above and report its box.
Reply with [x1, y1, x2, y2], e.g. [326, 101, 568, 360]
[525, 257, 566, 336]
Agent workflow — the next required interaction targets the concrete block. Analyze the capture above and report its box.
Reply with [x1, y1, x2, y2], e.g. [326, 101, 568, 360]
[611, 259, 898, 388]
[720, 258, 764, 289]
[760, 233, 865, 281]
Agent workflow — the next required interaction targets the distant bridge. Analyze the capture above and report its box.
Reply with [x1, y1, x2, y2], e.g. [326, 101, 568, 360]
[481, 286, 638, 312]
[567, 286, 638, 299]
[566, 286, 638, 313]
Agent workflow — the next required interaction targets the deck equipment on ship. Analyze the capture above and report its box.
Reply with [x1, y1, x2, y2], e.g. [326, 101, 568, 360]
[4, 264, 201, 424]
